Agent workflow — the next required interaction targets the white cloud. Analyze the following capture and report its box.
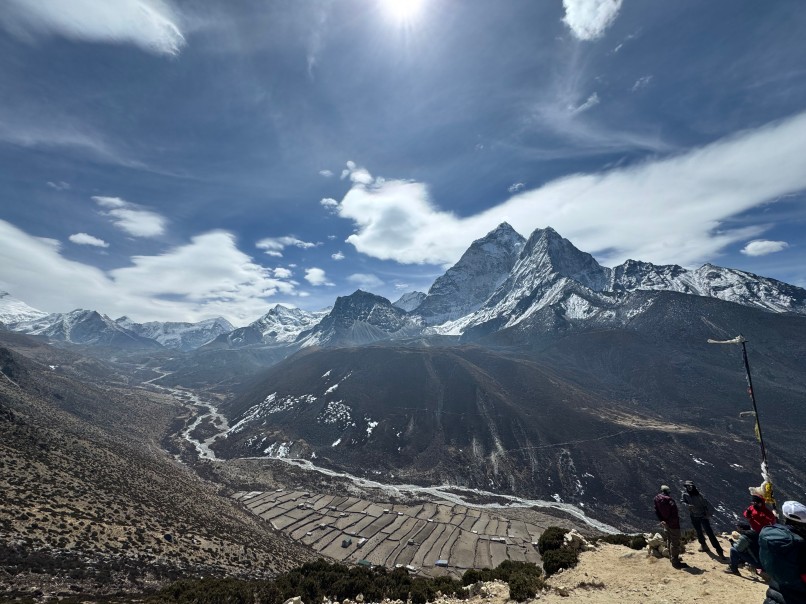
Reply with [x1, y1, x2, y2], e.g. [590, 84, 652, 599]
[562, 0, 623, 41]
[319, 169, 334, 178]
[46, 181, 70, 191]
[571, 92, 600, 114]
[331, 251, 345, 261]
[69, 233, 109, 248]
[341, 161, 375, 185]
[0, 220, 297, 325]
[2, 0, 186, 56]
[256, 235, 317, 256]
[92, 196, 166, 237]
[631, 75, 653, 92]
[321, 197, 340, 214]
[331, 110, 806, 268]
[273, 267, 293, 278]
[255, 235, 318, 257]
[508, 182, 525, 193]
[304, 267, 333, 287]
[347, 273, 383, 290]
[741, 240, 790, 257]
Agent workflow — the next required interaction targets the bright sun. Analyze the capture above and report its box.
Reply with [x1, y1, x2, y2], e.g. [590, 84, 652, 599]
[380, 0, 426, 23]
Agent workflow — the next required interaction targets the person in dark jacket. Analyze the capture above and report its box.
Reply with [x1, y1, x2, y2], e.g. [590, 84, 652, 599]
[654, 484, 688, 569]
[726, 522, 761, 575]
[761, 500, 806, 604]
[682, 480, 725, 559]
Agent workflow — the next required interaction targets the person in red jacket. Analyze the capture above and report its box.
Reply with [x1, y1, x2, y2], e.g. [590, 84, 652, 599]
[744, 494, 776, 533]
[654, 484, 688, 569]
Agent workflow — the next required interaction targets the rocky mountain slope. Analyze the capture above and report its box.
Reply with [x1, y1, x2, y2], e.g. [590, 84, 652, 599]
[414, 223, 526, 325]
[297, 291, 421, 347]
[9, 309, 162, 349]
[0, 332, 314, 597]
[208, 305, 329, 349]
[214, 288, 806, 530]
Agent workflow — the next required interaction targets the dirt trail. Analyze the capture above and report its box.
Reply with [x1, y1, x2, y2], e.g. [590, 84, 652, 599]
[538, 543, 768, 603]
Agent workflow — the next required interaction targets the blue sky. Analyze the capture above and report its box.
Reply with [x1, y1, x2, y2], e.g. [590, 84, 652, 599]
[2, 0, 806, 325]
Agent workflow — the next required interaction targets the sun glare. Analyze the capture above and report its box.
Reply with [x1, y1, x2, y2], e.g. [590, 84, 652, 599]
[380, 0, 426, 24]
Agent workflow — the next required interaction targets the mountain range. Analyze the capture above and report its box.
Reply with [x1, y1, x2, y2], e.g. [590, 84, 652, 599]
[3, 225, 806, 529]
[4, 223, 805, 353]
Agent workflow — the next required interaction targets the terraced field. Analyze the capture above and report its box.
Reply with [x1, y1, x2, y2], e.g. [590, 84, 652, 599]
[233, 490, 544, 576]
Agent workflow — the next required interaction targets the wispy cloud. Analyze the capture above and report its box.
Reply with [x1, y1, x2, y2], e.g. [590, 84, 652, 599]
[273, 267, 293, 279]
[562, 0, 623, 41]
[256, 236, 318, 257]
[570, 92, 600, 114]
[631, 75, 653, 92]
[331, 251, 345, 261]
[304, 267, 333, 286]
[2, 0, 186, 56]
[328, 111, 806, 268]
[46, 181, 70, 191]
[69, 233, 109, 248]
[347, 273, 383, 290]
[92, 196, 166, 238]
[741, 240, 790, 257]
[319, 169, 334, 178]
[508, 182, 525, 193]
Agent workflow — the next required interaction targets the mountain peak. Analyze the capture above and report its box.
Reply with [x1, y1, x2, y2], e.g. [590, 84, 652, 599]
[414, 225, 526, 324]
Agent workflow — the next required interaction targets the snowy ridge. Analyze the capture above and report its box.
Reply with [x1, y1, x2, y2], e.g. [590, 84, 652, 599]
[115, 316, 234, 351]
[0, 291, 49, 325]
[414, 222, 525, 325]
[463, 227, 806, 333]
[10, 309, 160, 348]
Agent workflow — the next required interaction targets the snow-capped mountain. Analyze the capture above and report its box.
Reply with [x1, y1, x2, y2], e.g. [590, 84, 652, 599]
[12, 309, 161, 348]
[392, 291, 426, 313]
[0, 291, 48, 325]
[464, 227, 806, 335]
[115, 316, 234, 351]
[210, 305, 329, 349]
[414, 222, 525, 324]
[297, 290, 420, 347]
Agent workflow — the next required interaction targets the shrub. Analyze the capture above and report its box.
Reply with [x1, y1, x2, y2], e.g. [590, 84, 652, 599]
[507, 573, 538, 602]
[537, 527, 568, 554]
[542, 547, 579, 576]
[596, 533, 647, 550]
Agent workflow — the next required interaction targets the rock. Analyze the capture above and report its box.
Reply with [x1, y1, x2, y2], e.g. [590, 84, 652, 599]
[563, 529, 595, 553]
[284, 597, 303, 604]
[356, 595, 364, 603]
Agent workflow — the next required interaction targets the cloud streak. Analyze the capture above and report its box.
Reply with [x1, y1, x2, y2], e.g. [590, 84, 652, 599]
[93, 196, 167, 238]
[328, 111, 806, 268]
[69, 233, 109, 247]
[2, 0, 186, 56]
[256, 236, 318, 257]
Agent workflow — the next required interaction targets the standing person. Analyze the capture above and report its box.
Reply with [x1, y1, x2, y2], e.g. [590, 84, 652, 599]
[760, 500, 806, 604]
[654, 485, 688, 569]
[745, 493, 777, 533]
[682, 480, 726, 560]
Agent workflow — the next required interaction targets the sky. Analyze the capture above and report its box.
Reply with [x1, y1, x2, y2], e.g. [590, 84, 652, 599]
[2, 0, 806, 326]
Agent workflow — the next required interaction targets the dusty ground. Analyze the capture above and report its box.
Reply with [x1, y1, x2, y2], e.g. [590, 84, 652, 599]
[514, 542, 767, 604]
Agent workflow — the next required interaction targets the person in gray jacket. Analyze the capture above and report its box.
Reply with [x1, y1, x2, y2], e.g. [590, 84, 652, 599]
[682, 480, 726, 560]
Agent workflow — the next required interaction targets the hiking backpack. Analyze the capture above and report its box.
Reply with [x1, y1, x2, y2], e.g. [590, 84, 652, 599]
[759, 524, 806, 594]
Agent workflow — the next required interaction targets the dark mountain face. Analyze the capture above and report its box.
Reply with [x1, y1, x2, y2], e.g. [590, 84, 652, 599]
[414, 222, 525, 324]
[297, 290, 420, 347]
[215, 291, 806, 531]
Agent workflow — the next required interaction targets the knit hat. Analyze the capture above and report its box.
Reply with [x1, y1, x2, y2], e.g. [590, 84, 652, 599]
[660, 485, 671, 493]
